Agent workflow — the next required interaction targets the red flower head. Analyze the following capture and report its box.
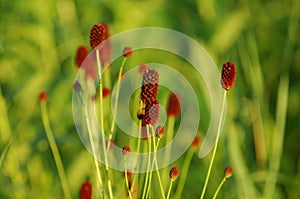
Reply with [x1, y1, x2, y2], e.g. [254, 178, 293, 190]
[167, 93, 180, 117]
[79, 181, 92, 199]
[155, 125, 165, 139]
[224, 166, 233, 180]
[123, 46, 132, 58]
[221, 62, 236, 91]
[191, 136, 201, 149]
[102, 87, 111, 98]
[169, 167, 180, 181]
[90, 24, 107, 49]
[75, 46, 89, 68]
[140, 69, 159, 126]
[39, 91, 47, 102]
[122, 146, 130, 156]
[139, 63, 148, 74]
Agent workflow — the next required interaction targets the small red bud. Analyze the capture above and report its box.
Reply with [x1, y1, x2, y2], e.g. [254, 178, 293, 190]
[39, 91, 47, 102]
[102, 87, 111, 98]
[224, 166, 233, 180]
[169, 167, 180, 181]
[122, 146, 130, 156]
[191, 136, 201, 149]
[155, 125, 165, 139]
[123, 46, 132, 58]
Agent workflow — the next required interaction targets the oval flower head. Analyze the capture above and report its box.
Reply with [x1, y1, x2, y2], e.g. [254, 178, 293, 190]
[89, 23, 107, 49]
[221, 62, 236, 91]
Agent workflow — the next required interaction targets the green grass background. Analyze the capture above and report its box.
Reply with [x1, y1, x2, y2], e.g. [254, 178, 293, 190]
[0, 0, 300, 198]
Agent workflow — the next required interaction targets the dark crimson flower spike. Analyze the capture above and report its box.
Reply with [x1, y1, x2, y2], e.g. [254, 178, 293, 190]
[90, 24, 107, 49]
[75, 46, 89, 68]
[221, 62, 236, 91]
[167, 93, 180, 117]
[79, 181, 92, 199]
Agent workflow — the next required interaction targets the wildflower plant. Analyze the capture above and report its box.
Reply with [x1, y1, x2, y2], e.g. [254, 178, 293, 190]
[40, 24, 236, 199]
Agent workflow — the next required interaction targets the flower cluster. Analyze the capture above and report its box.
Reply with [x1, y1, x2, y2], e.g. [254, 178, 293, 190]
[140, 69, 160, 125]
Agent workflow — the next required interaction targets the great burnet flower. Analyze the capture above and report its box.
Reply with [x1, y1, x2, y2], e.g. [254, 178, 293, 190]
[140, 69, 159, 125]
[221, 62, 236, 91]
[167, 93, 180, 117]
[79, 181, 92, 199]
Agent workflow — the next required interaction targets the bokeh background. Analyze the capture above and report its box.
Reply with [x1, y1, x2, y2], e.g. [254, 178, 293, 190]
[0, 0, 299, 198]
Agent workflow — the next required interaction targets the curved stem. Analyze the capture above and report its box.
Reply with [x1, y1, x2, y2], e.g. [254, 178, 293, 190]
[212, 178, 226, 199]
[142, 125, 152, 199]
[200, 91, 226, 199]
[40, 102, 71, 199]
[174, 149, 194, 199]
[107, 57, 127, 150]
[96, 49, 114, 199]
[125, 157, 133, 199]
[166, 180, 173, 199]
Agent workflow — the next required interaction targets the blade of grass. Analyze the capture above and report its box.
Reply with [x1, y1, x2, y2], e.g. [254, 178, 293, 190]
[0, 138, 12, 168]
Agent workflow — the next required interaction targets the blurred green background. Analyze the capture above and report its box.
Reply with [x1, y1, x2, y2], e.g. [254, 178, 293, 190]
[0, 0, 299, 198]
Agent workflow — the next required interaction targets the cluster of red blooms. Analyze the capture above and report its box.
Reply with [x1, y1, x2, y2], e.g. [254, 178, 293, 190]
[140, 69, 160, 127]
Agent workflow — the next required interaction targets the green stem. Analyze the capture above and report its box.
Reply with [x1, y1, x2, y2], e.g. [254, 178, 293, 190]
[174, 148, 194, 199]
[212, 178, 226, 199]
[200, 91, 226, 199]
[107, 57, 127, 150]
[166, 180, 173, 199]
[96, 49, 114, 199]
[76, 88, 104, 198]
[125, 157, 133, 199]
[130, 119, 142, 194]
[146, 126, 162, 198]
[142, 125, 152, 199]
[40, 102, 71, 199]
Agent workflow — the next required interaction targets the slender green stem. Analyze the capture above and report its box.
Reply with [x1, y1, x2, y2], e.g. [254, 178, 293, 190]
[130, 119, 142, 193]
[166, 180, 173, 199]
[212, 178, 226, 199]
[142, 125, 152, 199]
[146, 126, 161, 198]
[200, 91, 226, 199]
[96, 49, 114, 199]
[107, 57, 127, 151]
[40, 102, 71, 199]
[165, 116, 175, 162]
[154, 140, 166, 199]
[81, 94, 104, 199]
[125, 157, 133, 199]
[174, 148, 194, 199]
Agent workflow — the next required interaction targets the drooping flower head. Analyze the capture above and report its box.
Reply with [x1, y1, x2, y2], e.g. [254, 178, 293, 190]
[221, 62, 236, 91]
